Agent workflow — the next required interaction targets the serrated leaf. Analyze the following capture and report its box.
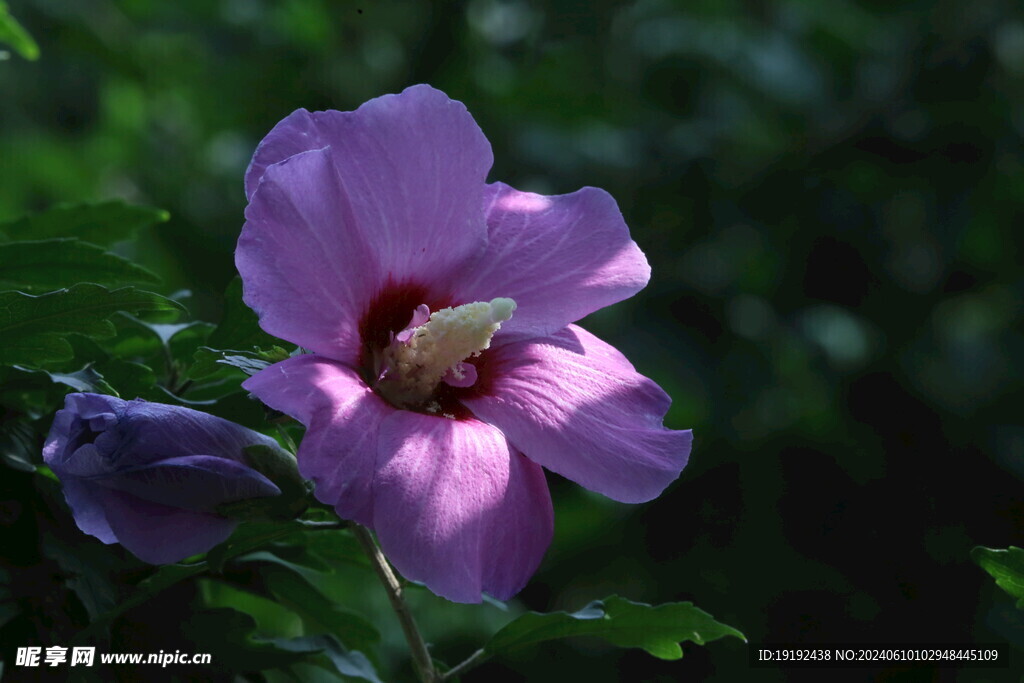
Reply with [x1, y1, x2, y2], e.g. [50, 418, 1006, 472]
[191, 346, 290, 380]
[237, 551, 380, 653]
[118, 315, 209, 348]
[0, 239, 158, 291]
[485, 595, 745, 661]
[972, 546, 1024, 608]
[0, 200, 169, 246]
[0, 2, 38, 61]
[11, 364, 115, 394]
[0, 284, 183, 365]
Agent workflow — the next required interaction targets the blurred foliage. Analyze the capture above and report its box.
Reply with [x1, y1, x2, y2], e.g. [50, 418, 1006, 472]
[1, 0, 1023, 680]
[0, 1, 38, 60]
[973, 547, 1024, 610]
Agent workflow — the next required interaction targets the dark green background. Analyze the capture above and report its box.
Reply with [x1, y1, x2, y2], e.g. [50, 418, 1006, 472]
[2, 0, 1022, 681]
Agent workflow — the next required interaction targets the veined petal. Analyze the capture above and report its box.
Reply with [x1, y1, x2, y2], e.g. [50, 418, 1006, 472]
[240, 86, 492, 348]
[97, 489, 238, 565]
[243, 355, 391, 525]
[238, 148, 380, 362]
[245, 108, 323, 201]
[454, 183, 651, 340]
[107, 398, 279, 468]
[89, 455, 280, 512]
[463, 325, 691, 504]
[373, 413, 553, 603]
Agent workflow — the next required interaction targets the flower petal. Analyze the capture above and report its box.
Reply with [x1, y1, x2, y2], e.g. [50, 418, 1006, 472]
[90, 455, 280, 512]
[109, 399, 282, 468]
[43, 392, 122, 468]
[239, 86, 493, 358]
[238, 147, 380, 362]
[453, 183, 651, 339]
[372, 413, 552, 603]
[245, 108, 323, 201]
[243, 355, 391, 525]
[97, 489, 237, 564]
[60, 478, 117, 544]
[463, 325, 691, 504]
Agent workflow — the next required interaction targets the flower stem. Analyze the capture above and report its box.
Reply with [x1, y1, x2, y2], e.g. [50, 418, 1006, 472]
[352, 524, 438, 683]
[440, 648, 489, 680]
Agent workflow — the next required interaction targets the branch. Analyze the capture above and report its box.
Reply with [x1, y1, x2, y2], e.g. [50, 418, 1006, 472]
[352, 524, 438, 682]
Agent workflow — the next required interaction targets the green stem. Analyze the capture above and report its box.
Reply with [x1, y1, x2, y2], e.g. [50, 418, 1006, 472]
[352, 524, 437, 683]
[441, 648, 489, 680]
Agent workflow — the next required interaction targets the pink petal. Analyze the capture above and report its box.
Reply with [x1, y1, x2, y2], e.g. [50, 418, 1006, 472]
[238, 148, 380, 362]
[239, 87, 493, 355]
[463, 325, 692, 504]
[453, 183, 651, 340]
[396, 304, 430, 343]
[243, 355, 391, 525]
[373, 413, 553, 603]
[245, 108, 323, 201]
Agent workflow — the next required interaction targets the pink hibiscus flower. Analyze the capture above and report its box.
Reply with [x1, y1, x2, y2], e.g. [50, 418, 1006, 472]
[237, 85, 692, 603]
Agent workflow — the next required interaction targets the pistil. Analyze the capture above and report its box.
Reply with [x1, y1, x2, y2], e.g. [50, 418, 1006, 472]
[376, 298, 516, 409]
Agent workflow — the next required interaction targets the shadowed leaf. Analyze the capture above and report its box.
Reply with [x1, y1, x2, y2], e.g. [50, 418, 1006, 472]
[0, 284, 183, 365]
[0, 200, 168, 246]
[0, 239, 158, 291]
[485, 595, 745, 660]
[972, 546, 1024, 608]
[0, 2, 38, 60]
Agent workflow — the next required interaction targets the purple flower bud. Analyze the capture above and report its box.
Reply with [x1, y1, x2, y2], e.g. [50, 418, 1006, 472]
[43, 393, 282, 564]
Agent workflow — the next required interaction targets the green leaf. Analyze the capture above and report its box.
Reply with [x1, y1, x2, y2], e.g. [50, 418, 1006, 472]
[0, 2, 39, 61]
[41, 533, 127, 622]
[972, 546, 1024, 608]
[93, 359, 157, 398]
[0, 239, 158, 291]
[0, 200, 169, 246]
[236, 551, 380, 653]
[206, 277, 280, 350]
[303, 637, 383, 683]
[268, 635, 383, 683]
[182, 608, 320, 671]
[73, 523, 306, 645]
[206, 520, 305, 574]
[193, 599, 380, 679]
[11, 364, 115, 395]
[485, 595, 746, 661]
[191, 345, 290, 380]
[285, 525, 368, 571]
[0, 284, 183, 365]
